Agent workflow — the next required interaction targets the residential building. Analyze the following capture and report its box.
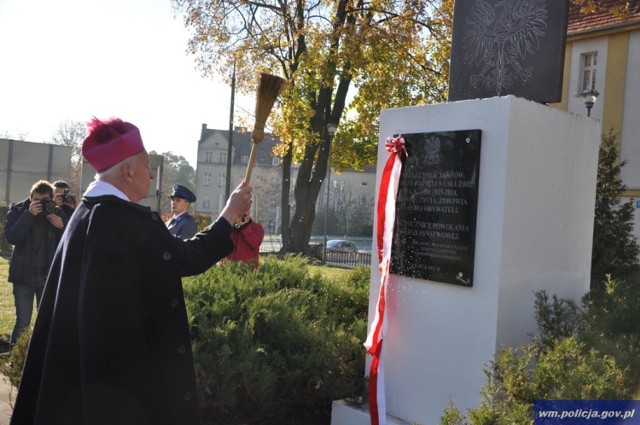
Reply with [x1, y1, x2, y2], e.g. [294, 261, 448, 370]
[313, 164, 377, 237]
[195, 124, 377, 237]
[552, 1, 640, 244]
[195, 125, 293, 233]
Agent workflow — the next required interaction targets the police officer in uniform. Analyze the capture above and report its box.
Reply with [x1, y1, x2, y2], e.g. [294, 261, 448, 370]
[166, 184, 197, 240]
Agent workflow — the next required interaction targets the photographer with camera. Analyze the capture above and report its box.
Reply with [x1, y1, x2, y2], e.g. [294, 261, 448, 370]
[53, 180, 78, 217]
[4, 180, 67, 346]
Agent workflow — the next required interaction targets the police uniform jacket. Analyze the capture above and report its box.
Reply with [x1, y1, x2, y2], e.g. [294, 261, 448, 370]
[11, 195, 234, 425]
[167, 212, 197, 240]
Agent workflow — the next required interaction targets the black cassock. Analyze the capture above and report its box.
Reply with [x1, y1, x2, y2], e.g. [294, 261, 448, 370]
[11, 195, 233, 425]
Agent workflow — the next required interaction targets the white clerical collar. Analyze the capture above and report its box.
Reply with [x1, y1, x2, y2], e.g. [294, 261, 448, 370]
[83, 180, 131, 202]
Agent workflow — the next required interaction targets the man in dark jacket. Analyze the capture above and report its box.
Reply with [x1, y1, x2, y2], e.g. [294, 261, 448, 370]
[166, 184, 198, 239]
[11, 117, 252, 425]
[52, 179, 78, 218]
[4, 180, 67, 346]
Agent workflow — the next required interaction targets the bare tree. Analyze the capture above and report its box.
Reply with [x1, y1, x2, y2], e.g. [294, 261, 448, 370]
[51, 120, 86, 192]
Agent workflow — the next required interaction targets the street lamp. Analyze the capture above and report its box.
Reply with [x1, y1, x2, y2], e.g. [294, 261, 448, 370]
[323, 122, 338, 262]
[581, 88, 599, 117]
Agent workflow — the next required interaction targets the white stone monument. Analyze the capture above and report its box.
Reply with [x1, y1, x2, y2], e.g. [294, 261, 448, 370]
[331, 96, 601, 425]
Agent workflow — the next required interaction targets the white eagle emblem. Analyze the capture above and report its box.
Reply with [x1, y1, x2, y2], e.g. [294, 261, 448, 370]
[463, 0, 548, 95]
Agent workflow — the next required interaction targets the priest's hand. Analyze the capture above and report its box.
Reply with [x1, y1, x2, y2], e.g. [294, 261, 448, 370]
[220, 182, 252, 225]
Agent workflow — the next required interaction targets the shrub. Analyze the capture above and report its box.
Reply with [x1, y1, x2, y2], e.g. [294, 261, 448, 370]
[192, 213, 213, 232]
[536, 277, 640, 395]
[466, 338, 628, 425]
[445, 278, 639, 424]
[582, 275, 640, 392]
[440, 398, 466, 425]
[591, 130, 639, 286]
[184, 255, 368, 425]
[0, 327, 32, 388]
[534, 290, 587, 349]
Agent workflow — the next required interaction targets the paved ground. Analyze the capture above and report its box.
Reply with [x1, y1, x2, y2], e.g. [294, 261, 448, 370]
[0, 373, 14, 424]
[0, 336, 13, 423]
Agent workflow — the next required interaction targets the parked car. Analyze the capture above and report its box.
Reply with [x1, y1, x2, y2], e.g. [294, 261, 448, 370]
[326, 239, 358, 253]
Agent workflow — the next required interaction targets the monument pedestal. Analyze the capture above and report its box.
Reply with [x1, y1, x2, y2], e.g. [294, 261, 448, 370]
[331, 96, 601, 425]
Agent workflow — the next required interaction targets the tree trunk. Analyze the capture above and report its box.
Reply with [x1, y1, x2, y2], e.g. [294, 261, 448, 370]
[289, 161, 323, 254]
[287, 79, 350, 254]
[284, 0, 352, 254]
[279, 142, 293, 253]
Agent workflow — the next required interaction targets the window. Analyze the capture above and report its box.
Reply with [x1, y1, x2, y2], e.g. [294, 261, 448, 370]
[580, 52, 598, 93]
[360, 194, 368, 204]
[204, 151, 213, 163]
[218, 174, 225, 187]
[202, 197, 210, 210]
[219, 152, 227, 164]
[204, 173, 212, 186]
[241, 155, 249, 164]
[272, 156, 279, 166]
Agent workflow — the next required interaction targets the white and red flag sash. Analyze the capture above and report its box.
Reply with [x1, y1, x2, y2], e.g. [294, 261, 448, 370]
[364, 135, 407, 425]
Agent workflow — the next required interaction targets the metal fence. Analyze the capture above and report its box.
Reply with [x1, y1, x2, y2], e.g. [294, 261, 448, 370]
[324, 251, 372, 269]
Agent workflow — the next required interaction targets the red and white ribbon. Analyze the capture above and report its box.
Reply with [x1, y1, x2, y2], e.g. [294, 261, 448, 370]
[364, 135, 406, 425]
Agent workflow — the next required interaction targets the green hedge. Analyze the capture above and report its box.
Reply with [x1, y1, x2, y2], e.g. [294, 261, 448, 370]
[440, 275, 639, 425]
[184, 255, 368, 425]
[1, 256, 368, 425]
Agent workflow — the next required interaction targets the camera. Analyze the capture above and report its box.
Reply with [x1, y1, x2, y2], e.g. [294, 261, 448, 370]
[40, 198, 56, 216]
[62, 189, 74, 204]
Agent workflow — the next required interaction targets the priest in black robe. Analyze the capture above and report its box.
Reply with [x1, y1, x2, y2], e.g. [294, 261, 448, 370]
[10, 117, 252, 425]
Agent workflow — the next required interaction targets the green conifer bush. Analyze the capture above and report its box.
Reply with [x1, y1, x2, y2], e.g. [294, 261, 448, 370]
[440, 280, 638, 425]
[184, 255, 368, 424]
[464, 338, 628, 425]
[591, 130, 639, 286]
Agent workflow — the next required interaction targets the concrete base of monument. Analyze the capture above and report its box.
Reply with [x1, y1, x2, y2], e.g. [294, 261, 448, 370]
[331, 400, 411, 425]
[331, 95, 602, 425]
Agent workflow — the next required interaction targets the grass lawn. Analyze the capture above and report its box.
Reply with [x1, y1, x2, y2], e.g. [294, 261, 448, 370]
[0, 257, 12, 336]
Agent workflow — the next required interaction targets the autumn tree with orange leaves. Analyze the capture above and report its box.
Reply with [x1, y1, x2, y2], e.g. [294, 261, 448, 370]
[172, 0, 453, 253]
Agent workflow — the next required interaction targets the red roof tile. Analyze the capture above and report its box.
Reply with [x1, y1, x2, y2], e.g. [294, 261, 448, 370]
[568, 0, 640, 34]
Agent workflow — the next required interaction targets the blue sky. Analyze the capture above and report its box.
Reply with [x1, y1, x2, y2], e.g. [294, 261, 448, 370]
[0, 0, 252, 165]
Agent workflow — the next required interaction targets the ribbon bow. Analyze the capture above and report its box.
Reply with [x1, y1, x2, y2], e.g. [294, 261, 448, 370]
[385, 135, 406, 156]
